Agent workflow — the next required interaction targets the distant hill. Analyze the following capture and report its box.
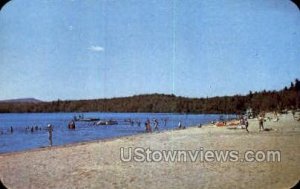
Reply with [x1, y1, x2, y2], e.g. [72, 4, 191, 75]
[0, 98, 42, 103]
[0, 79, 299, 113]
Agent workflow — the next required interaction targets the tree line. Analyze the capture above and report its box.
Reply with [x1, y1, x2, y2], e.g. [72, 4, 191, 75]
[0, 79, 299, 114]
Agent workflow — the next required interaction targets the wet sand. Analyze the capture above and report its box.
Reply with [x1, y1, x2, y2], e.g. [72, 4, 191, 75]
[0, 112, 299, 189]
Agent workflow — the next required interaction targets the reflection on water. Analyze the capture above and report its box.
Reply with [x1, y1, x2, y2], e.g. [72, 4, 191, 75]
[0, 112, 235, 153]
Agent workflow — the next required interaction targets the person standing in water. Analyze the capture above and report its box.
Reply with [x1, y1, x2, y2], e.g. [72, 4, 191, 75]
[68, 120, 76, 129]
[178, 121, 185, 129]
[145, 119, 152, 132]
[137, 120, 141, 127]
[164, 118, 167, 127]
[153, 119, 159, 131]
[47, 124, 53, 146]
[144, 121, 148, 132]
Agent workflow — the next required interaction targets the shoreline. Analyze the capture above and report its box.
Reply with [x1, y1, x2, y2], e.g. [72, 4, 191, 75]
[0, 112, 299, 188]
[0, 121, 214, 156]
[0, 115, 223, 156]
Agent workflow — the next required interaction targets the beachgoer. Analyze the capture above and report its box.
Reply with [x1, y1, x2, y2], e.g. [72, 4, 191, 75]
[148, 119, 152, 132]
[164, 118, 167, 127]
[145, 120, 150, 132]
[273, 111, 279, 122]
[178, 121, 182, 129]
[258, 115, 264, 131]
[245, 119, 249, 133]
[137, 120, 141, 127]
[144, 121, 148, 131]
[153, 119, 159, 131]
[178, 121, 185, 129]
[292, 110, 296, 120]
[73, 115, 77, 121]
[47, 124, 53, 146]
[10, 126, 13, 133]
[31, 126, 34, 132]
[145, 119, 152, 132]
[240, 116, 245, 126]
[68, 120, 76, 129]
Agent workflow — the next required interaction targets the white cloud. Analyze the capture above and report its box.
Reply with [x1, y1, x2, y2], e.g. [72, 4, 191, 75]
[88, 45, 105, 52]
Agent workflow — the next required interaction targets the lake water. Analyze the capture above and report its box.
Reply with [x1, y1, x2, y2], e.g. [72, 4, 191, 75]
[0, 112, 235, 153]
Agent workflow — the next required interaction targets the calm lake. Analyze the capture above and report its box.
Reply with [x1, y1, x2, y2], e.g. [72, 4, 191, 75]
[0, 112, 235, 153]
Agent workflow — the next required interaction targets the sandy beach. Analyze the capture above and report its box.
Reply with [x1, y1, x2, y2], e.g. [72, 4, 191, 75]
[0, 112, 299, 189]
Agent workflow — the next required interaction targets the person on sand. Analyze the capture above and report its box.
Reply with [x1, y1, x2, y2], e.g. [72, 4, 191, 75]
[240, 117, 245, 127]
[273, 111, 279, 122]
[258, 115, 264, 132]
[47, 124, 53, 146]
[292, 110, 296, 120]
[245, 118, 249, 133]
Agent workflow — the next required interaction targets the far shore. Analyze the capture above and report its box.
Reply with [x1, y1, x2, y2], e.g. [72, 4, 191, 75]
[0, 112, 299, 188]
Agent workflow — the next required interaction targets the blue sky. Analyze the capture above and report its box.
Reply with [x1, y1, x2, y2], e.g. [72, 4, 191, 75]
[1, 0, 300, 101]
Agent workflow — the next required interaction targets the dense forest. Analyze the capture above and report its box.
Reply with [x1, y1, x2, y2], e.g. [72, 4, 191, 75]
[0, 79, 299, 114]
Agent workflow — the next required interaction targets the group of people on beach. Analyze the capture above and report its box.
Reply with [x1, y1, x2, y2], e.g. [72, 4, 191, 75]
[145, 119, 160, 132]
[126, 118, 167, 128]
[240, 112, 268, 132]
[144, 119, 187, 133]
[239, 112, 278, 133]
[240, 111, 280, 132]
